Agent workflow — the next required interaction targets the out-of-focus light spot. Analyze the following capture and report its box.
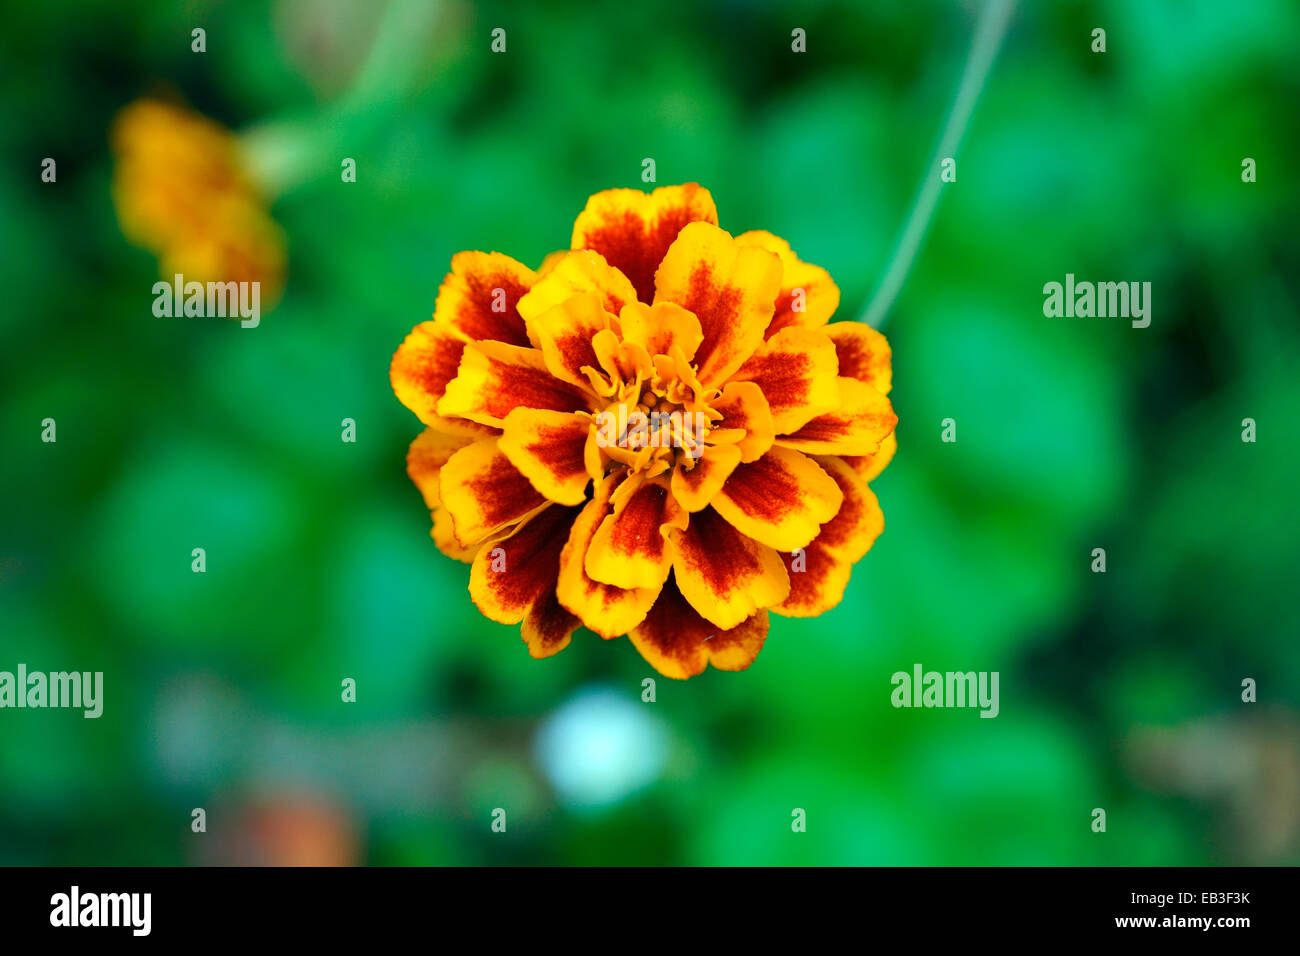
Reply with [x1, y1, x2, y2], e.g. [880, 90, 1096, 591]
[534, 685, 669, 811]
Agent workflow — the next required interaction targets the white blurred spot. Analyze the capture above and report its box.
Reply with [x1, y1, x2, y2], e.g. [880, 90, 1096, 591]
[534, 684, 669, 811]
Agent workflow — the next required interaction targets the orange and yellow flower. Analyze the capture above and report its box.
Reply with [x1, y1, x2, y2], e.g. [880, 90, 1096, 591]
[110, 99, 285, 304]
[391, 183, 896, 678]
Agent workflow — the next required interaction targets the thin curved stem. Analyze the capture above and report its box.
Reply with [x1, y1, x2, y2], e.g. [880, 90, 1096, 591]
[859, 0, 1016, 328]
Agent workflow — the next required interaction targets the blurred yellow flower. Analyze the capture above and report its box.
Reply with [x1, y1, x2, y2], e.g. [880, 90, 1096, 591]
[110, 99, 285, 306]
[391, 184, 897, 678]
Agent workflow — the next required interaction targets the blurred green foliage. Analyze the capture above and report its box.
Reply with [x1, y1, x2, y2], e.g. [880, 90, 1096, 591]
[1, 0, 1298, 865]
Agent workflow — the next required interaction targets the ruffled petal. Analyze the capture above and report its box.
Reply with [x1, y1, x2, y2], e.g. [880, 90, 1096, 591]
[703, 611, 770, 672]
[521, 292, 616, 393]
[771, 456, 884, 617]
[736, 231, 840, 339]
[667, 507, 790, 629]
[615, 301, 703, 362]
[809, 455, 884, 563]
[434, 251, 537, 347]
[776, 377, 897, 456]
[629, 577, 769, 679]
[536, 250, 568, 276]
[439, 438, 550, 546]
[438, 340, 599, 428]
[521, 587, 581, 659]
[728, 326, 840, 434]
[669, 441, 742, 513]
[824, 321, 892, 394]
[498, 408, 596, 506]
[842, 431, 898, 483]
[408, 428, 488, 563]
[770, 544, 853, 618]
[390, 321, 470, 427]
[571, 183, 718, 304]
[586, 476, 686, 589]
[467, 506, 568, 624]
[432, 507, 480, 563]
[653, 222, 782, 387]
[710, 380, 774, 463]
[468, 504, 582, 657]
[406, 426, 476, 509]
[712, 446, 843, 551]
[516, 250, 637, 336]
[556, 476, 659, 637]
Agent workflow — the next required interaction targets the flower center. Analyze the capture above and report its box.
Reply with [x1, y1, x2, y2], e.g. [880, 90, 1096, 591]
[588, 354, 722, 478]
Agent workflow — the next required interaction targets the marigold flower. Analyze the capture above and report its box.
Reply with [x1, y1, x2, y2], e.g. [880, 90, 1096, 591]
[110, 99, 285, 305]
[391, 184, 897, 678]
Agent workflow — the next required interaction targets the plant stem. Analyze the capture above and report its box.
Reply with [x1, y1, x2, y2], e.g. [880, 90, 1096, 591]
[859, 0, 1016, 328]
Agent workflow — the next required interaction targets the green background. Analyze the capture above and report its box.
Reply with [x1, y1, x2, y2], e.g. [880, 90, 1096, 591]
[2, 0, 1298, 865]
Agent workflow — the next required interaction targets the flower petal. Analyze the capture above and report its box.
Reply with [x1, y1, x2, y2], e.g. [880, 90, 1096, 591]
[667, 507, 790, 629]
[536, 250, 568, 276]
[736, 231, 840, 339]
[629, 576, 769, 679]
[728, 326, 840, 434]
[586, 476, 686, 589]
[669, 441, 742, 513]
[776, 377, 897, 456]
[712, 446, 843, 551]
[811, 455, 885, 563]
[711, 380, 774, 463]
[434, 251, 537, 347]
[557, 476, 659, 637]
[498, 408, 596, 506]
[520, 292, 618, 393]
[438, 340, 598, 428]
[516, 250, 637, 335]
[704, 614, 770, 671]
[432, 507, 480, 563]
[406, 426, 476, 509]
[770, 456, 884, 616]
[615, 301, 703, 362]
[843, 431, 898, 483]
[390, 321, 470, 427]
[468, 504, 582, 656]
[571, 183, 718, 303]
[824, 321, 892, 394]
[465, 506, 568, 622]
[521, 586, 581, 659]
[653, 222, 782, 387]
[771, 544, 853, 618]
[440, 438, 550, 546]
